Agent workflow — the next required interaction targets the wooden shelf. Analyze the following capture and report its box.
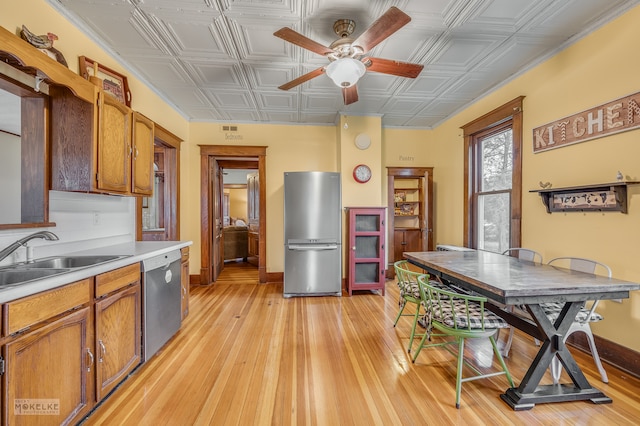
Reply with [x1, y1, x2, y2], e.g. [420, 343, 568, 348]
[530, 181, 640, 213]
[387, 167, 434, 281]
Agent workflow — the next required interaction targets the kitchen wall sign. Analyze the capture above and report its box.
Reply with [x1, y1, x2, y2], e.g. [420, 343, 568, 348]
[533, 91, 640, 153]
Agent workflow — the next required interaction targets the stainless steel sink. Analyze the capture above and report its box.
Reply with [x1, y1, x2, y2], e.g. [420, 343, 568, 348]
[0, 268, 70, 287]
[17, 255, 125, 269]
[0, 255, 127, 288]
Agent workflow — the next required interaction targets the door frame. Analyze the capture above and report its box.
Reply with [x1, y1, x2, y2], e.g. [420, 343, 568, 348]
[386, 167, 434, 279]
[136, 124, 181, 241]
[199, 145, 267, 284]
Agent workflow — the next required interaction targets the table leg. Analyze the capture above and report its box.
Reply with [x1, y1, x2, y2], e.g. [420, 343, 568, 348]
[500, 302, 611, 410]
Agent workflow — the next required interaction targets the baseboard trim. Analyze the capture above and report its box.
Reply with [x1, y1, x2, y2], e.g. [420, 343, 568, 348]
[567, 333, 640, 379]
[189, 274, 201, 286]
[266, 272, 283, 283]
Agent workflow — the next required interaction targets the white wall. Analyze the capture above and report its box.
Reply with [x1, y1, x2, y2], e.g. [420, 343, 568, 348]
[0, 132, 21, 223]
[0, 191, 135, 266]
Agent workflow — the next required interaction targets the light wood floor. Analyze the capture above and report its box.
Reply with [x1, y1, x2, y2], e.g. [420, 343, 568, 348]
[85, 262, 640, 425]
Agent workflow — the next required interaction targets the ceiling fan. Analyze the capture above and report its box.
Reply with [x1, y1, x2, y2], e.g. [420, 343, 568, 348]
[274, 6, 424, 105]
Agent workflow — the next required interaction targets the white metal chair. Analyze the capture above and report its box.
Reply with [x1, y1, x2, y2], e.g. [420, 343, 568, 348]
[544, 257, 611, 384]
[501, 248, 543, 263]
[501, 248, 543, 357]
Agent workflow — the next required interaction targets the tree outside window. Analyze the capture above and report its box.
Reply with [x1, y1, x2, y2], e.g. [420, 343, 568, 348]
[477, 128, 512, 252]
[462, 97, 524, 252]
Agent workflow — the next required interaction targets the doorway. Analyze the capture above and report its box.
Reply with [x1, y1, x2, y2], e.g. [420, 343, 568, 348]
[137, 124, 181, 241]
[222, 167, 257, 266]
[200, 145, 267, 284]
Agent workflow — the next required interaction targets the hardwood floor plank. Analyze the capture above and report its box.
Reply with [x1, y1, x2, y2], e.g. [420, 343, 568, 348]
[84, 264, 640, 425]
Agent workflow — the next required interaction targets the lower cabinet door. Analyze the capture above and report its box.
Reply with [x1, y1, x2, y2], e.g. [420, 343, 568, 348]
[403, 229, 422, 253]
[4, 307, 92, 425]
[393, 229, 423, 262]
[95, 283, 141, 401]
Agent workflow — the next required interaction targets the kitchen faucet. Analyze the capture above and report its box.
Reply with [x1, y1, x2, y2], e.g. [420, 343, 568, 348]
[0, 231, 59, 264]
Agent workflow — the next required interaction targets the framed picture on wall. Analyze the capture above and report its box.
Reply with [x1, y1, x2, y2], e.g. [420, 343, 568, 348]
[78, 56, 131, 106]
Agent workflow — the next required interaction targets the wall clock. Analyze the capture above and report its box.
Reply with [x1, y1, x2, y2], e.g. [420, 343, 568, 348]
[353, 164, 372, 183]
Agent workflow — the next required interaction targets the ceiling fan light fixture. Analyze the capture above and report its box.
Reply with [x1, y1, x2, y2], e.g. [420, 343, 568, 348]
[325, 58, 366, 88]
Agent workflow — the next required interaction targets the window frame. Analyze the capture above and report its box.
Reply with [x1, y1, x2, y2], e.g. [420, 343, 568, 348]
[462, 97, 524, 250]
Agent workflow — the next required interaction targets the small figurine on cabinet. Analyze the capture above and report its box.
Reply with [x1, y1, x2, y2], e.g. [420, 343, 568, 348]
[19, 25, 68, 67]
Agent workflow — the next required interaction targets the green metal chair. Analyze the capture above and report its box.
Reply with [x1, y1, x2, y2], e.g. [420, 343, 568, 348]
[412, 274, 514, 408]
[393, 260, 424, 354]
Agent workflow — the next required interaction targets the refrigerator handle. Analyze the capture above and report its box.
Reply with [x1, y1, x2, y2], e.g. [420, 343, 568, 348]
[288, 244, 338, 251]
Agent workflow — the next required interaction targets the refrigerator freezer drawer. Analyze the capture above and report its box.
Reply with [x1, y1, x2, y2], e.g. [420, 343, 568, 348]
[284, 247, 341, 297]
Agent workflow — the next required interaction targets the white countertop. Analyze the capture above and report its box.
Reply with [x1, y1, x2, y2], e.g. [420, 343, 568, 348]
[0, 241, 192, 303]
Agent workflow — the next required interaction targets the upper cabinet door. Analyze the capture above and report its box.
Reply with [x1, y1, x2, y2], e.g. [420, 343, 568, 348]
[131, 112, 154, 195]
[98, 93, 131, 193]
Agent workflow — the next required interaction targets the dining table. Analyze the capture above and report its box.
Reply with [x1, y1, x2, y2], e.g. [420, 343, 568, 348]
[404, 249, 640, 410]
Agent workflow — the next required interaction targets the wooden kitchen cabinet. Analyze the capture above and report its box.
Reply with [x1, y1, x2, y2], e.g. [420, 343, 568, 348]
[1, 264, 144, 424]
[1, 278, 93, 424]
[131, 112, 155, 196]
[50, 88, 154, 196]
[3, 306, 92, 425]
[345, 207, 386, 296]
[181, 246, 190, 319]
[393, 229, 422, 263]
[97, 93, 132, 193]
[95, 283, 141, 401]
[94, 264, 142, 402]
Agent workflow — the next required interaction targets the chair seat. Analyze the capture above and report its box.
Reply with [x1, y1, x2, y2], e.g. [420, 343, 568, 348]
[428, 299, 509, 330]
[541, 302, 604, 323]
[399, 281, 421, 299]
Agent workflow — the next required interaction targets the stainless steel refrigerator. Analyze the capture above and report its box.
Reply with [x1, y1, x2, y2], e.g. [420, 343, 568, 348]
[284, 171, 342, 297]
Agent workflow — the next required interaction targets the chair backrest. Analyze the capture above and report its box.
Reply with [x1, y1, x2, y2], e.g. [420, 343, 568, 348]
[417, 274, 490, 332]
[547, 257, 612, 278]
[394, 260, 422, 283]
[502, 248, 543, 263]
[547, 257, 612, 321]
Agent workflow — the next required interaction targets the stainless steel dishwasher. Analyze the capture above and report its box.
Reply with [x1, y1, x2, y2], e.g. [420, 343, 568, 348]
[142, 250, 182, 361]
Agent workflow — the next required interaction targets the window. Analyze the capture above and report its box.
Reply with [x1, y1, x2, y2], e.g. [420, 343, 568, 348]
[462, 97, 524, 252]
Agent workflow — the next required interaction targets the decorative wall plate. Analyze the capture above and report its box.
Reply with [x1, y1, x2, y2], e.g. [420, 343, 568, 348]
[355, 133, 371, 150]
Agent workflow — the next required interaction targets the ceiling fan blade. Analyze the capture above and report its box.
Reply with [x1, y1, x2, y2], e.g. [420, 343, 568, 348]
[274, 27, 334, 57]
[352, 7, 412, 53]
[364, 57, 424, 78]
[342, 85, 358, 105]
[278, 67, 326, 90]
